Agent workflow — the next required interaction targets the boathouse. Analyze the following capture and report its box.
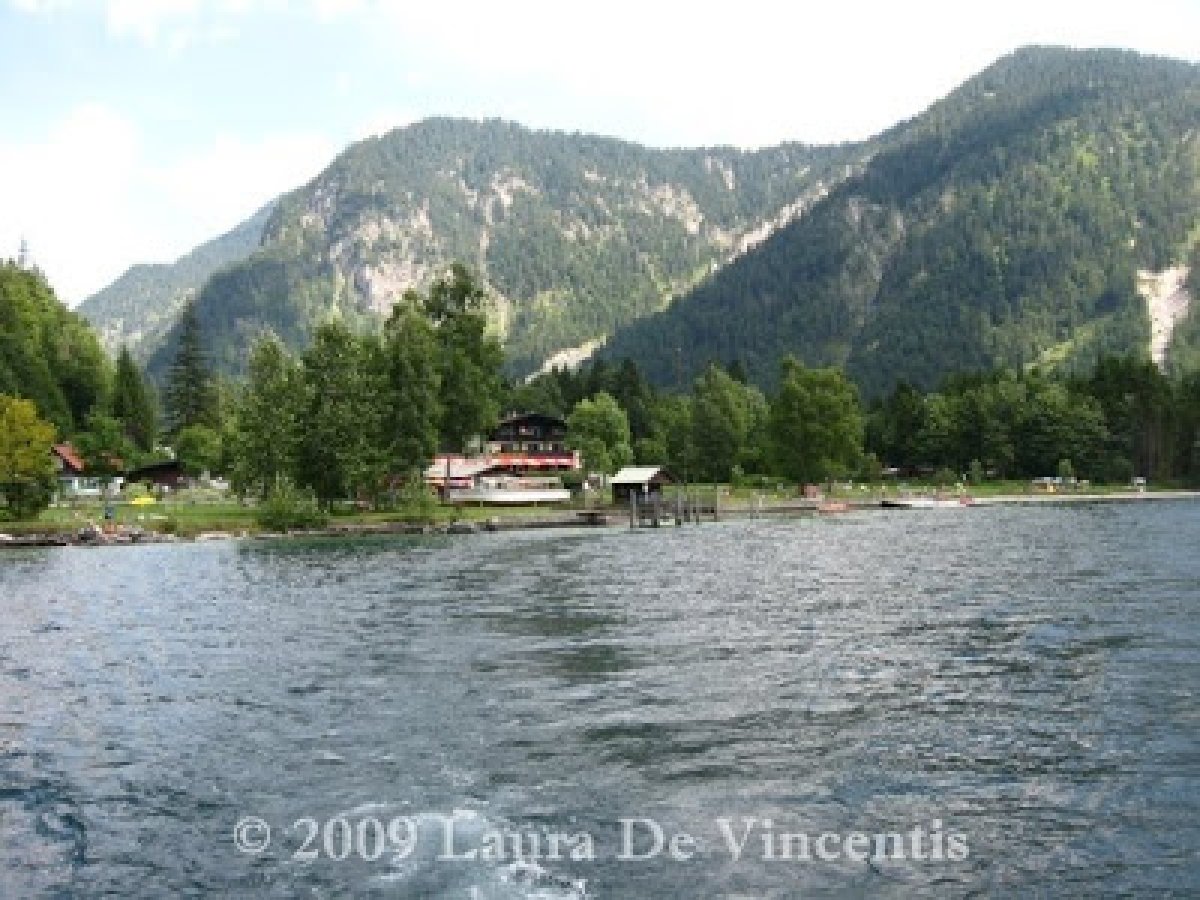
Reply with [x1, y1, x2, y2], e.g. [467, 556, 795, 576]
[610, 466, 675, 504]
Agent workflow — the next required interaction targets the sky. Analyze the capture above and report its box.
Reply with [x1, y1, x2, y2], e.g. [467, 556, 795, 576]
[2, 0, 1198, 307]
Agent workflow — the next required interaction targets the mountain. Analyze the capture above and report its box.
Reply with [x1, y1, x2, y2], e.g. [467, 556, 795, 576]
[139, 118, 859, 380]
[78, 202, 274, 359]
[601, 47, 1200, 395]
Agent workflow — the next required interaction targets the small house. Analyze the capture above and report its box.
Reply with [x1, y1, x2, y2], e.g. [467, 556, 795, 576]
[51, 443, 105, 498]
[610, 466, 675, 505]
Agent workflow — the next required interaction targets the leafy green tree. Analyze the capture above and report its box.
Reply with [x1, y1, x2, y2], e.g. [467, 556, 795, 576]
[295, 323, 386, 507]
[111, 347, 158, 452]
[915, 393, 959, 469]
[689, 364, 768, 482]
[651, 393, 694, 477]
[567, 392, 633, 475]
[1016, 381, 1107, 477]
[423, 262, 485, 323]
[872, 382, 928, 468]
[255, 475, 328, 531]
[430, 268, 504, 452]
[610, 358, 658, 443]
[164, 299, 218, 434]
[1080, 356, 1176, 480]
[768, 357, 864, 484]
[1178, 370, 1200, 484]
[381, 306, 442, 479]
[507, 371, 569, 419]
[230, 337, 302, 498]
[175, 424, 223, 477]
[0, 394, 57, 519]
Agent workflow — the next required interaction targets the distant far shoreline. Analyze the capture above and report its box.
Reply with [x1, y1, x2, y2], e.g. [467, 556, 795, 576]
[2, 490, 1199, 549]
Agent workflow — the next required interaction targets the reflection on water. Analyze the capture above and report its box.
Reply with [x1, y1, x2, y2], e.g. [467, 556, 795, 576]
[1, 503, 1198, 897]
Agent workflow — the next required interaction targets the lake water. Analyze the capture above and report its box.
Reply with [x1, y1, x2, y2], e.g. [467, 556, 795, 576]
[1, 502, 1198, 898]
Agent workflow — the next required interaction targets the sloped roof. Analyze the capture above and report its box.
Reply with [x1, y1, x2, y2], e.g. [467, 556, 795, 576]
[610, 466, 671, 485]
[52, 443, 85, 474]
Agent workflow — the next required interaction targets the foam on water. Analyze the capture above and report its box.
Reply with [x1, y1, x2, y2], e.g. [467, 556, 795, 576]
[363, 809, 588, 899]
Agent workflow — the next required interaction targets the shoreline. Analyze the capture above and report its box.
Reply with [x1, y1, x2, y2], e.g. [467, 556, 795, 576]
[3, 490, 1198, 549]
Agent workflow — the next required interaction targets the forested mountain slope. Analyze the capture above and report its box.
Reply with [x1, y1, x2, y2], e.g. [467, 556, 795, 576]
[0, 262, 110, 433]
[601, 47, 1200, 395]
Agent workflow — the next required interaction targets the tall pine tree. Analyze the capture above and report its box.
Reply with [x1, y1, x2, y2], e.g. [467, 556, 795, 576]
[111, 347, 158, 452]
[164, 300, 217, 435]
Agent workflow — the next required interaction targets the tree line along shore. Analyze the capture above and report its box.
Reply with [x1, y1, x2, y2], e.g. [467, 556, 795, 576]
[3, 262, 1200, 537]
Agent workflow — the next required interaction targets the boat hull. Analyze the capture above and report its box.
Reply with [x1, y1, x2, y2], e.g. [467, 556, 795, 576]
[446, 488, 571, 505]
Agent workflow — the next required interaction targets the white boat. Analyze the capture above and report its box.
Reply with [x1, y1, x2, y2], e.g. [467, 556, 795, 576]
[446, 474, 571, 505]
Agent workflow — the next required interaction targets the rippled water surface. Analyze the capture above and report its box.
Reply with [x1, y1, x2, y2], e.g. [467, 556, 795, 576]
[2, 502, 1198, 898]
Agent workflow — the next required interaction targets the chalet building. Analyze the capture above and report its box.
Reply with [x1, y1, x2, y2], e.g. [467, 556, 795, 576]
[484, 412, 579, 471]
[423, 412, 580, 503]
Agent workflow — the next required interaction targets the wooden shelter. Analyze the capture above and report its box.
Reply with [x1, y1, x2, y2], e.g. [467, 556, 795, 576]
[610, 466, 675, 504]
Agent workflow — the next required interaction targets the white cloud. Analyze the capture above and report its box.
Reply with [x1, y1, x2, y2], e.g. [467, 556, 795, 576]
[8, 0, 280, 49]
[352, 2, 964, 145]
[0, 104, 336, 305]
[104, 0, 200, 46]
[8, 0, 71, 11]
[367, 0, 1200, 146]
[310, 0, 363, 23]
[0, 104, 153, 306]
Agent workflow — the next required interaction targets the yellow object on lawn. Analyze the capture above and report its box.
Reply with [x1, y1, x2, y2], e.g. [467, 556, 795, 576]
[130, 496, 157, 506]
